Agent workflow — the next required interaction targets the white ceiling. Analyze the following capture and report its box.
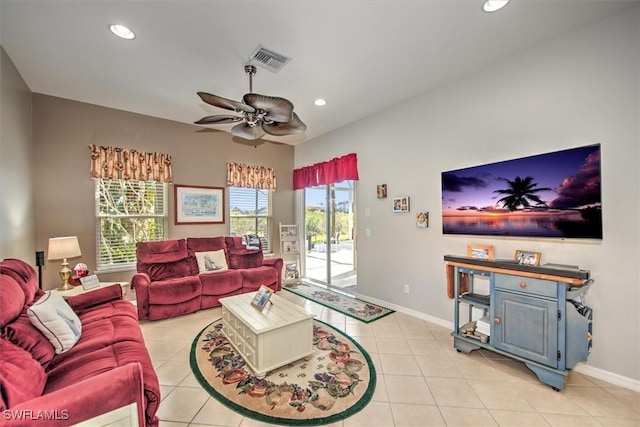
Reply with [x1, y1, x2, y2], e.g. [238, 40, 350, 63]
[1, 0, 635, 145]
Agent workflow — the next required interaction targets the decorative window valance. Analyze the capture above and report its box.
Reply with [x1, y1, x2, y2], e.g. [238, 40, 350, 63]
[89, 145, 173, 183]
[227, 163, 277, 190]
[293, 153, 359, 190]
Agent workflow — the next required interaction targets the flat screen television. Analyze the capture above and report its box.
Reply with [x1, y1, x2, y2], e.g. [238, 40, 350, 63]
[441, 144, 602, 239]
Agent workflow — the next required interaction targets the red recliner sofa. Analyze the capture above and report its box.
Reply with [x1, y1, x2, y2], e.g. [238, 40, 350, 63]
[0, 258, 160, 427]
[132, 236, 283, 321]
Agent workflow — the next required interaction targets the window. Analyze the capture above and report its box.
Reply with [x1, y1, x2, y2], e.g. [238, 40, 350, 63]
[96, 179, 168, 271]
[229, 187, 272, 253]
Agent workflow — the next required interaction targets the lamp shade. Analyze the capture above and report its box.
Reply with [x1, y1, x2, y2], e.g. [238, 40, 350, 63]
[47, 236, 82, 260]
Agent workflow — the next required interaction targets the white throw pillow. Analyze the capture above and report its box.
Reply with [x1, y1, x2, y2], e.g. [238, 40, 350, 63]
[195, 250, 228, 274]
[27, 291, 82, 354]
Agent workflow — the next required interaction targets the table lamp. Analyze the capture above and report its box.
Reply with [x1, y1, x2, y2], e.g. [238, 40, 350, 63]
[48, 236, 82, 291]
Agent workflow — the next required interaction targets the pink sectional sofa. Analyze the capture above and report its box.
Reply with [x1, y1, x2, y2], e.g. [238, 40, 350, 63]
[132, 236, 283, 321]
[0, 258, 160, 427]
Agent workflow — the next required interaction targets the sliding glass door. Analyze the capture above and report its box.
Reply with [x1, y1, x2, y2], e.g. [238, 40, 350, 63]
[303, 180, 356, 293]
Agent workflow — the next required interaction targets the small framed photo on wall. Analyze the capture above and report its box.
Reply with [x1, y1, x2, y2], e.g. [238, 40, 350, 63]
[393, 197, 410, 212]
[377, 184, 387, 199]
[416, 211, 429, 228]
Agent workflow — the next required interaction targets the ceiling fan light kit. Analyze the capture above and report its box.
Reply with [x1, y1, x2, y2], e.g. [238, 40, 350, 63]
[195, 64, 306, 140]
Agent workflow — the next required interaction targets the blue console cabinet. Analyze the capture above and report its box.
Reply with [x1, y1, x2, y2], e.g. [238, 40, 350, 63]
[445, 256, 593, 391]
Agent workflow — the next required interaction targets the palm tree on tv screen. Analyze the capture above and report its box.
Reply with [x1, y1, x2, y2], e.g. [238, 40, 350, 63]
[493, 176, 551, 211]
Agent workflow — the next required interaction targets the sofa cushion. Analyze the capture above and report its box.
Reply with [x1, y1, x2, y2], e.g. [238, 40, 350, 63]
[0, 274, 25, 327]
[186, 237, 227, 274]
[3, 311, 55, 367]
[0, 339, 47, 410]
[0, 258, 39, 304]
[137, 239, 188, 263]
[145, 259, 191, 282]
[239, 267, 278, 291]
[27, 291, 82, 354]
[195, 250, 228, 274]
[147, 276, 201, 305]
[44, 340, 155, 395]
[48, 310, 146, 370]
[199, 270, 243, 296]
[137, 239, 191, 281]
[77, 300, 138, 324]
[225, 237, 264, 269]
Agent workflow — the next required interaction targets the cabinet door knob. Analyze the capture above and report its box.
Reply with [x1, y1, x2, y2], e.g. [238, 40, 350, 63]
[519, 281, 527, 288]
[494, 317, 501, 324]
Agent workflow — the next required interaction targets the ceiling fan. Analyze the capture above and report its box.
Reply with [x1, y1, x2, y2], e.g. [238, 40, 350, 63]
[195, 65, 306, 140]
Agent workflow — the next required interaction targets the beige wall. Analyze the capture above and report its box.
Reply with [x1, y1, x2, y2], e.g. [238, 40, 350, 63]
[296, 6, 640, 386]
[0, 46, 34, 262]
[32, 94, 295, 290]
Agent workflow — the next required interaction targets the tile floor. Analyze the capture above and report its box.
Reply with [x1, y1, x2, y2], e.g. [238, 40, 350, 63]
[140, 291, 640, 427]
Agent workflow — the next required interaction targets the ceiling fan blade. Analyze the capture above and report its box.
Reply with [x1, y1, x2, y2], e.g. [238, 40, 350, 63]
[197, 92, 255, 113]
[194, 115, 243, 125]
[262, 112, 307, 136]
[231, 122, 266, 140]
[243, 93, 294, 123]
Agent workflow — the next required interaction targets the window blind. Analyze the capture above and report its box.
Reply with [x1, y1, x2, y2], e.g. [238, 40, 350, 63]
[96, 179, 167, 270]
[229, 187, 272, 253]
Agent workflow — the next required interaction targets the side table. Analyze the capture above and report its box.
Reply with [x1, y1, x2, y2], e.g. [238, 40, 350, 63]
[54, 281, 130, 299]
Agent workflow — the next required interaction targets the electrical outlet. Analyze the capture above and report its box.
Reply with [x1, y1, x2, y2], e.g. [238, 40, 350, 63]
[404, 284, 410, 294]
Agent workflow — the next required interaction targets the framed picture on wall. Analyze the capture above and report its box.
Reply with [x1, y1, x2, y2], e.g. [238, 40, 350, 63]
[174, 185, 225, 225]
[416, 211, 429, 228]
[377, 184, 387, 199]
[393, 196, 410, 212]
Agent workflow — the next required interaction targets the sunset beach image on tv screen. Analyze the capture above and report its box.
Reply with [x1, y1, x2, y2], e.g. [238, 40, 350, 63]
[441, 144, 602, 239]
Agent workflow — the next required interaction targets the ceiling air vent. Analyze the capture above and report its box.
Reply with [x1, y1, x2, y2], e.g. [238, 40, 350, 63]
[248, 46, 291, 73]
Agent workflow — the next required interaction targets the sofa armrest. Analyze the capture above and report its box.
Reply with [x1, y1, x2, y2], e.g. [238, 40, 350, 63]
[131, 273, 151, 320]
[65, 284, 122, 313]
[262, 257, 283, 290]
[131, 272, 151, 290]
[3, 363, 146, 427]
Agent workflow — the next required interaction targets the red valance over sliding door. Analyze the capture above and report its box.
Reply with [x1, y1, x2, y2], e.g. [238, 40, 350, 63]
[293, 153, 359, 190]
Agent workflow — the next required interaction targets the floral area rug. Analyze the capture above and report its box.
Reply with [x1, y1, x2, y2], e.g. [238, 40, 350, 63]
[190, 318, 376, 426]
[284, 282, 394, 323]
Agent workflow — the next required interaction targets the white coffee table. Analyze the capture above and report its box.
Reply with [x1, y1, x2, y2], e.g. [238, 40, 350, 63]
[220, 292, 315, 378]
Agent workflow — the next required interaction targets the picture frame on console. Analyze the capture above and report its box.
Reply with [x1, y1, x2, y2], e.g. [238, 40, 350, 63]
[174, 185, 225, 225]
[515, 249, 541, 266]
[467, 244, 494, 260]
[251, 285, 274, 310]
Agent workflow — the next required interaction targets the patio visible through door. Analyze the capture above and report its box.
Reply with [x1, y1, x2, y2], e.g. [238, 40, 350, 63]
[303, 181, 356, 293]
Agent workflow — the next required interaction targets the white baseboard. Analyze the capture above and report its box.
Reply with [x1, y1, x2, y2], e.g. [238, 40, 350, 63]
[354, 292, 640, 393]
[353, 293, 453, 330]
[574, 364, 640, 392]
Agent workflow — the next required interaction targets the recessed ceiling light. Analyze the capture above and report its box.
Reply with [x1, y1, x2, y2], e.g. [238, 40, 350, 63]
[109, 24, 135, 40]
[314, 99, 327, 106]
[482, 0, 510, 13]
